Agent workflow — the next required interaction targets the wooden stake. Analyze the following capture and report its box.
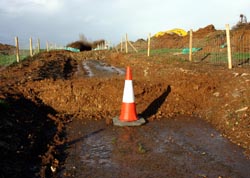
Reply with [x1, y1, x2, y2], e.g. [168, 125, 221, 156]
[120, 37, 123, 52]
[125, 34, 128, 53]
[147, 33, 151, 57]
[189, 29, 193, 61]
[114, 45, 119, 53]
[226, 24, 232, 69]
[46, 41, 49, 52]
[29, 37, 33, 57]
[128, 41, 138, 53]
[37, 38, 40, 53]
[15, 36, 20, 63]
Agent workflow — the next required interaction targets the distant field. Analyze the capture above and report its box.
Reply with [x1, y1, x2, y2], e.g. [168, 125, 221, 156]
[0, 54, 28, 66]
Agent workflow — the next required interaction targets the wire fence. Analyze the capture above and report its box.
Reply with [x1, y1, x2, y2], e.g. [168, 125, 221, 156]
[189, 29, 250, 67]
[1, 25, 250, 69]
[120, 25, 250, 68]
[0, 37, 62, 67]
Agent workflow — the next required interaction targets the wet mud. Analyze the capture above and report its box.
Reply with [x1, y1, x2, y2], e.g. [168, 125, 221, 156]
[81, 59, 125, 77]
[60, 117, 250, 178]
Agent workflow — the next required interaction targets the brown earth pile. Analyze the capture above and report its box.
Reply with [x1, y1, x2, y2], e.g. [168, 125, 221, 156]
[0, 43, 15, 55]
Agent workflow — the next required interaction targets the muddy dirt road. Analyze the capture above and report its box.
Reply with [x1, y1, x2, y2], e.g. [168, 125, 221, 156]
[1, 50, 250, 178]
[61, 118, 250, 178]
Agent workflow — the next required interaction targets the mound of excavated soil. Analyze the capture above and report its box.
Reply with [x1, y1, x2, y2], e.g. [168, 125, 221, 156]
[0, 43, 15, 55]
[0, 43, 15, 50]
[125, 24, 250, 53]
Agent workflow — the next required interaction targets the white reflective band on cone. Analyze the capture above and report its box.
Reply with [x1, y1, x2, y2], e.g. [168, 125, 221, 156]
[122, 80, 135, 103]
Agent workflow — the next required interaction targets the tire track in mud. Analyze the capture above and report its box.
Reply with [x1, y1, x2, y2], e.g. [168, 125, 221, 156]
[80, 59, 125, 78]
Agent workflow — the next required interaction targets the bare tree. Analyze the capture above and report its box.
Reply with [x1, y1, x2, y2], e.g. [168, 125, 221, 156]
[79, 34, 88, 42]
[239, 14, 247, 23]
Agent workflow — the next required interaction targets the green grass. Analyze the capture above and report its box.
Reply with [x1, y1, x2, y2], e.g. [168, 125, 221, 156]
[193, 51, 250, 64]
[212, 52, 250, 63]
[209, 52, 228, 63]
[233, 52, 250, 60]
[138, 48, 182, 55]
[0, 54, 17, 66]
[150, 48, 182, 55]
[0, 54, 28, 66]
[129, 48, 250, 65]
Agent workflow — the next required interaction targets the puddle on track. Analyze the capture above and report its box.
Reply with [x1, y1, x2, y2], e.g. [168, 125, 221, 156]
[80, 60, 125, 77]
[61, 117, 250, 178]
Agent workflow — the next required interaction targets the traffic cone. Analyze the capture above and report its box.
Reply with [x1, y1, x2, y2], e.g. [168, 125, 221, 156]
[113, 66, 146, 126]
[119, 66, 137, 122]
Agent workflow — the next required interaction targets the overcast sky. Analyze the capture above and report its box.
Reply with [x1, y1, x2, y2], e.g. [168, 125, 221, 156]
[0, 0, 249, 47]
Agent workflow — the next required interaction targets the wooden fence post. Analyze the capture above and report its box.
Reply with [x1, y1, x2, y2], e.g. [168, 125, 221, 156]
[147, 33, 151, 57]
[121, 38, 123, 52]
[189, 29, 193, 61]
[114, 44, 119, 53]
[226, 24, 232, 69]
[29, 37, 33, 57]
[37, 38, 40, 53]
[15, 37, 20, 63]
[125, 34, 128, 53]
[46, 41, 49, 52]
[128, 41, 138, 53]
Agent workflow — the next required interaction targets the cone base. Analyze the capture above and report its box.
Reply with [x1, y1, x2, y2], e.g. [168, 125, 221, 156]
[112, 116, 146, 127]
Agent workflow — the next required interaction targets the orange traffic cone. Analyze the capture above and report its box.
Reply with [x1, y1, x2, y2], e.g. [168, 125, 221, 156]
[113, 66, 145, 126]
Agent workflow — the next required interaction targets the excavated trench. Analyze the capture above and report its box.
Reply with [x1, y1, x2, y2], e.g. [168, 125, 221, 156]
[57, 60, 250, 178]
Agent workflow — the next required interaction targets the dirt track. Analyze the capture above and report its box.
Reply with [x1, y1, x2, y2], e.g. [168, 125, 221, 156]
[1, 48, 250, 177]
[61, 117, 250, 178]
